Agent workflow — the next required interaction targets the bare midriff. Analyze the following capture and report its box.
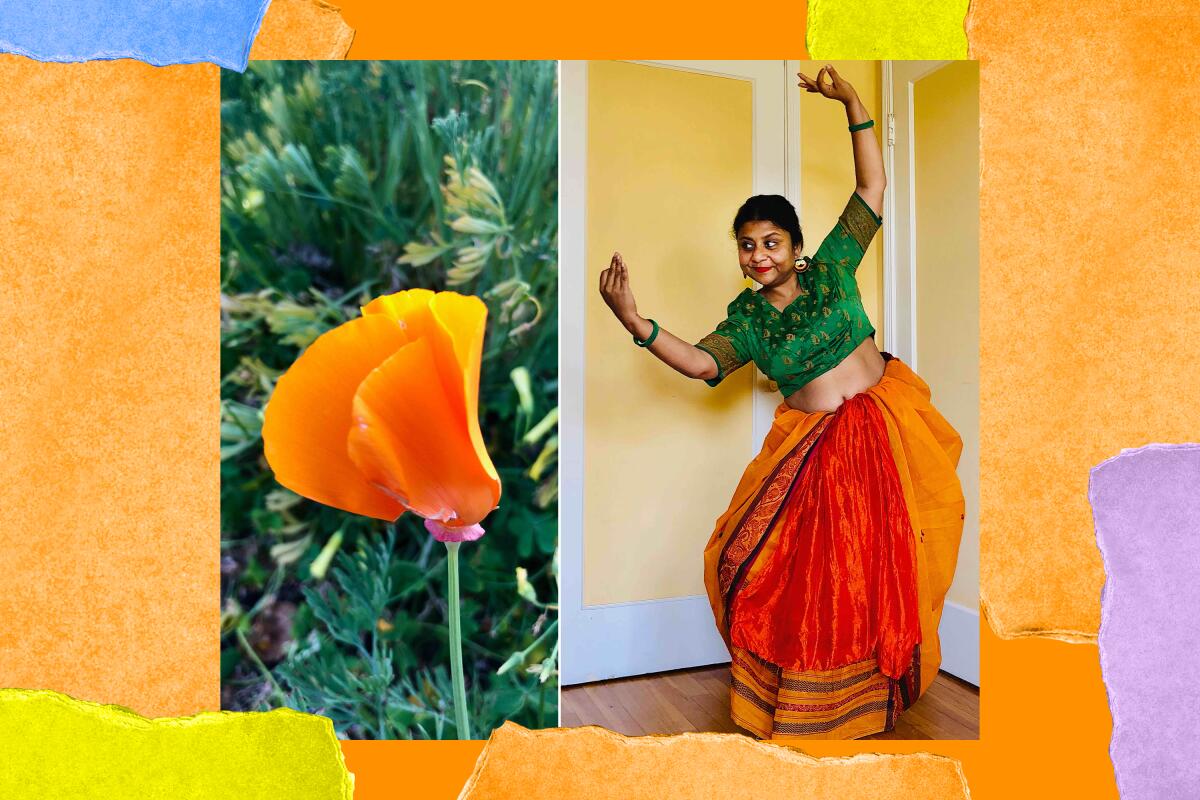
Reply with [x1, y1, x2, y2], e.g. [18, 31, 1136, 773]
[783, 336, 885, 413]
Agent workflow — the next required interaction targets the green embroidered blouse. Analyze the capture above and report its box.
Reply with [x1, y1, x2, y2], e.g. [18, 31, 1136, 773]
[695, 192, 882, 397]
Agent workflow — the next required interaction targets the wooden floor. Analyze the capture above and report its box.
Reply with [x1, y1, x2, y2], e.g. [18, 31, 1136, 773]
[562, 664, 978, 740]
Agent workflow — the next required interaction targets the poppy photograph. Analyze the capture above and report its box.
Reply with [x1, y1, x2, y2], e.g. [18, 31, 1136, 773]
[218, 60, 559, 740]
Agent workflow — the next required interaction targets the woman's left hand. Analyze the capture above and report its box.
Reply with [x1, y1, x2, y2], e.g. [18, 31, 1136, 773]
[798, 65, 857, 105]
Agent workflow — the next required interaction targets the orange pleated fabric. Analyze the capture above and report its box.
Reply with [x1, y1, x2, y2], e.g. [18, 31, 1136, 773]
[702, 357, 965, 740]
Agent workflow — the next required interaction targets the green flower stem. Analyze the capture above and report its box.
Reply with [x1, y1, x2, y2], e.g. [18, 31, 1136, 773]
[234, 627, 286, 706]
[445, 541, 471, 739]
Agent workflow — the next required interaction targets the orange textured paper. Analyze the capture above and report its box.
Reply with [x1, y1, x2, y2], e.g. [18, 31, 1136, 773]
[0, 56, 219, 718]
[250, 0, 355, 60]
[968, 0, 1200, 639]
[458, 724, 969, 799]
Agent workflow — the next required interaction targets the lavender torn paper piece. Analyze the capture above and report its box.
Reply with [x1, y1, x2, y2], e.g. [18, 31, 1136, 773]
[0, 0, 273, 71]
[1091, 443, 1200, 799]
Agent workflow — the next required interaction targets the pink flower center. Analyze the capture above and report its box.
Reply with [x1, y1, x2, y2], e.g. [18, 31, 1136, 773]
[424, 518, 486, 543]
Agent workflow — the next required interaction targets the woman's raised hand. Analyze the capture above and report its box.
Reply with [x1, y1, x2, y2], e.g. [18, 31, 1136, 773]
[798, 65, 857, 105]
[599, 251, 640, 325]
[597, 252, 715, 380]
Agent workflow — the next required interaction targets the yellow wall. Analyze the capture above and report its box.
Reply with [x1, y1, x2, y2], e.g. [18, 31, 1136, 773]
[799, 61, 884, 344]
[914, 61, 980, 611]
[583, 61, 756, 605]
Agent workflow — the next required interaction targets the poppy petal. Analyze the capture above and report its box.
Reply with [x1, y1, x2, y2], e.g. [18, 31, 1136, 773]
[348, 336, 501, 527]
[262, 315, 408, 521]
[362, 289, 469, 425]
[360, 288, 436, 340]
[430, 292, 500, 483]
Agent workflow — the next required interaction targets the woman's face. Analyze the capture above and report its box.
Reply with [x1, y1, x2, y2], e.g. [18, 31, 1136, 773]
[737, 220, 802, 289]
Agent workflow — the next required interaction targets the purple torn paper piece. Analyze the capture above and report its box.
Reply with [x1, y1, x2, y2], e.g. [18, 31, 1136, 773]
[1091, 443, 1200, 799]
[0, 0, 273, 72]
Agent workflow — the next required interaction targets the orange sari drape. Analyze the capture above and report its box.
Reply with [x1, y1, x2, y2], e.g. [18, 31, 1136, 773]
[702, 358, 965, 740]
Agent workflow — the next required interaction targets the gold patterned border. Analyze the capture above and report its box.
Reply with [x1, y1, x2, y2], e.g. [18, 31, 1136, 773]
[839, 193, 882, 254]
[717, 417, 831, 603]
[696, 332, 746, 382]
[729, 646, 921, 740]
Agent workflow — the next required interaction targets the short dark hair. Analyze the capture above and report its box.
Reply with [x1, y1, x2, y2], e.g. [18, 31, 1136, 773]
[732, 195, 803, 251]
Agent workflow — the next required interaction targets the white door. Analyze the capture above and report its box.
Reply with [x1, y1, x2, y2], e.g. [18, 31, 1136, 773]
[885, 60, 981, 685]
[560, 60, 800, 684]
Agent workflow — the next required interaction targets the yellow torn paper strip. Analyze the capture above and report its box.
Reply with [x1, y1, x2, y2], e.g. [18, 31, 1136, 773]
[0, 689, 353, 799]
[807, 0, 968, 59]
[250, 0, 354, 60]
[458, 723, 970, 799]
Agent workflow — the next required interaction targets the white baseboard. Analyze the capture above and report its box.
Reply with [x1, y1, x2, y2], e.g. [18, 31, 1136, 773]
[563, 595, 981, 688]
[561, 594, 730, 686]
[937, 600, 980, 686]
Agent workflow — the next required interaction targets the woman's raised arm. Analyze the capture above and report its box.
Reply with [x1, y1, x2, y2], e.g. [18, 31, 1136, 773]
[598, 251, 719, 381]
[798, 65, 886, 217]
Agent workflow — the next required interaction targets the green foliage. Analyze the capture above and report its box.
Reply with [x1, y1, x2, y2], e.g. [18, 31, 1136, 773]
[219, 61, 558, 739]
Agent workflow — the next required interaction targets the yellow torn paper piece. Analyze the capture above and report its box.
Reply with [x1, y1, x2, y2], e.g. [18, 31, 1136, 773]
[0, 689, 353, 799]
[807, 0, 968, 59]
[458, 723, 970, 799]
[250, 0, 354, 60]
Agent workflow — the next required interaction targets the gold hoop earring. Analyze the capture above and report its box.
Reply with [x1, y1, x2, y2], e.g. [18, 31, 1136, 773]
[794, 256, 809, 273]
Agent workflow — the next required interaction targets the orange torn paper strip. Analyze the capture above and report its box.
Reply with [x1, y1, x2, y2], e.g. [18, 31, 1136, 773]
[971, 0, 1200, 641]
[458, 723, 970, 799]
[0, 689, 353, 798]
[249, 0, 354, 60]
[0, 56, 219, 718]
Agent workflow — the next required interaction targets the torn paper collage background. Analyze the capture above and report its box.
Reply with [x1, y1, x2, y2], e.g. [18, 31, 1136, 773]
[0, 0, 1198, 798]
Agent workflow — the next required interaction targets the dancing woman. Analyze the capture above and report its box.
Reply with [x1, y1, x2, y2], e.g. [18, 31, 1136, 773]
[598, 65, 965, 740]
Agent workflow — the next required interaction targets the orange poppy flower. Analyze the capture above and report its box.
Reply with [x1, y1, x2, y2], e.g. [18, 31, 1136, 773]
[262, 289, 501, 541]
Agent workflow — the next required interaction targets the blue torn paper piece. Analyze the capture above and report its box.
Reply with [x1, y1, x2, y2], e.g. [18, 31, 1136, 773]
[0, 0, 273, 72]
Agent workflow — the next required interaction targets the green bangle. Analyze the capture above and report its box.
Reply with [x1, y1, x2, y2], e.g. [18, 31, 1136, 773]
[849, 119, 875, 132]
[633, 319, 660, 348]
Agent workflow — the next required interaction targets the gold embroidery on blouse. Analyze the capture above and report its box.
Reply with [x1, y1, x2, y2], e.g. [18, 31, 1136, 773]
[696, 332, 744, 378]
[839, 195, 881, 253]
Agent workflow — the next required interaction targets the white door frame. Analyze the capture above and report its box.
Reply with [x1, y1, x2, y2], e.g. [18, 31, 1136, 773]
[882, 60, 950, 367]
[882, 59, 980, 686]
[559, 60, 801, 685]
